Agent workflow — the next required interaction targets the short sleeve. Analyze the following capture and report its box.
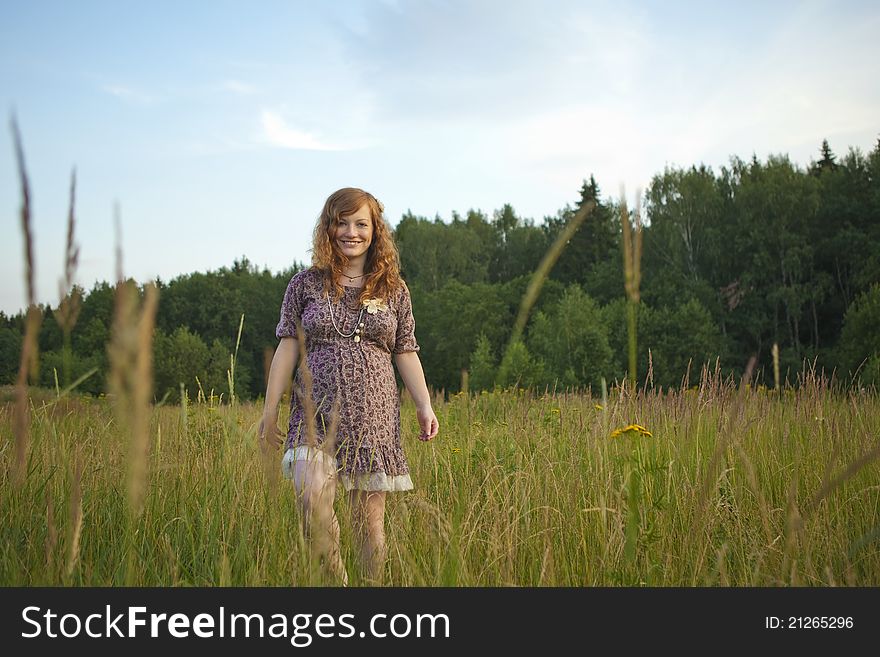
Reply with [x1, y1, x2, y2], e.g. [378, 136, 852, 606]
[393, 281, 420, 354]
[276, 271, 306, 339]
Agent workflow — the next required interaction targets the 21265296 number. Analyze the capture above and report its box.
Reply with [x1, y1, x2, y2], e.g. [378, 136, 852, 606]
[765, 616, 853, 629]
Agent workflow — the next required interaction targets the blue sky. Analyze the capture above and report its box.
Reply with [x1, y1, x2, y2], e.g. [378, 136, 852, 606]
[2, 0, 878, 315]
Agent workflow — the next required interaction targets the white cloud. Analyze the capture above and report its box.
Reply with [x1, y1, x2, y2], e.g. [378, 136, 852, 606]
[260, 110, 360, 151]
[222, 79, 258, 95]
[101, 84, 156, 104]
[501, 103, 659, 195]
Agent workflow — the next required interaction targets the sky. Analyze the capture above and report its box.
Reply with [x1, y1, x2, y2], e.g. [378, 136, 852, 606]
[1, 0, 878, 316]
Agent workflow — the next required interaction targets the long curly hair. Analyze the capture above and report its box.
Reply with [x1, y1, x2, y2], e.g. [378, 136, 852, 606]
[311, 187, 402, 303]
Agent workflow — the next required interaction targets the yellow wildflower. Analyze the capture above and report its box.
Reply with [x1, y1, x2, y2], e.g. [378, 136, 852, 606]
[610, 423, 653, 438]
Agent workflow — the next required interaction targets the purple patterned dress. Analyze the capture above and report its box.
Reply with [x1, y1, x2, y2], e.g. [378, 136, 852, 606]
[275, 268, 420, 491]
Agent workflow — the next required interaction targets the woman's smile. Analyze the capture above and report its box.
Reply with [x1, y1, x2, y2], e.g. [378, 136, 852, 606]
[334, 202, 374, 261]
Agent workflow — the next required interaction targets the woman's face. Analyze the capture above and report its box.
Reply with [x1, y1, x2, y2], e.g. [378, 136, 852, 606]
[333, 202, 373, 262]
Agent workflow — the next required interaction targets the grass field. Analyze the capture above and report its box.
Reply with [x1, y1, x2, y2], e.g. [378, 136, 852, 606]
[2, 371, 878, 587]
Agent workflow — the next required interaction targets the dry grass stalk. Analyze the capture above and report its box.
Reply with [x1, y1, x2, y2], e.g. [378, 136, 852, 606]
[620, 191, 643, 303]
[539, 541, 554, 586]
[741, 354, 757, 388]
[11, 116, 35, 307]
[107, 205, 159, 515]
[294, 322, 318, 449]
[227, 313, 245, 404]
[55, 170, 81, 333]
[781, 467, 803, 585]
[290, 319, 345, 584]
[681, 358, 693, 390]
[108, 278, 159, 517]
[715, 542, 730, 586]
[114, 202, 124, 283]
[66, 449, 83, 578]
[772, 342, 780, 391]
[45, 498, 57, 577]
[10, 116, 42, 486]
[12, 316, 41, 486]
[620, 189, 643, 386]
[54, 170, 82, 390]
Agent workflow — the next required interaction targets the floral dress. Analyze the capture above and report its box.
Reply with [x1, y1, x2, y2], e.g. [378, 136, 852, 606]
[275, 267, 420, 491]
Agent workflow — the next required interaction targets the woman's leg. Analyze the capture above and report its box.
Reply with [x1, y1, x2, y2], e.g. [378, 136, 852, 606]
[349, 490, 387, 584]
[291, 454, 348, 585]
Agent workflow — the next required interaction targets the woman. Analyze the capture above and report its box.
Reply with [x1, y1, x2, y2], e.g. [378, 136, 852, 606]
[259, 187, 439, 585]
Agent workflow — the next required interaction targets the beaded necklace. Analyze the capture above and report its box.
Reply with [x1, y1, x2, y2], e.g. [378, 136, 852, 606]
[326, 290, 366, 343]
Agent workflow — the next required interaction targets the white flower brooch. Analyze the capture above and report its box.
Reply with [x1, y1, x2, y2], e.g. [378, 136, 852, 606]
[363, 298, 388, 314]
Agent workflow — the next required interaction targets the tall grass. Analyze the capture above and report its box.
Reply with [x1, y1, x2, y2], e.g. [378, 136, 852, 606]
[2, 371, 878, 585]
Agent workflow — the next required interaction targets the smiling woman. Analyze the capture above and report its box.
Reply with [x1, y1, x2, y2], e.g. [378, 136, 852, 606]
[259, 187, 439, 585]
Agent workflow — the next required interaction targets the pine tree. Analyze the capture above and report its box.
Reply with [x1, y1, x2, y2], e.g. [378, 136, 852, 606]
[544, 175, 617, 287]
[811, 139, 838, 176]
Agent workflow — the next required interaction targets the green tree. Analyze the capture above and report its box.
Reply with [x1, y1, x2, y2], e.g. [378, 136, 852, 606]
[642, 164, 727, 316]
[810, 138, 838, 176]
[38, 349, 103, 395]
[153, 327, 210, 403]
[600, 297, 630, 384]
[638, 299, 726, 389]
[0, 327, 22, 385]
[837, 284, 880, 384]
[396, 212, 491, 290]
[489, 205, 547, 282]
[860, 140, 880, 296]
[37, 303, 61, 354]
[468, 333, 496, 392]
[156, 257, 299, 400]
[543, 176, 619, 296]
[410, 280, 510, 393]
[528, 284, 614, 391]
[724, 155, 821, 366]
[496, 339, 543, 389]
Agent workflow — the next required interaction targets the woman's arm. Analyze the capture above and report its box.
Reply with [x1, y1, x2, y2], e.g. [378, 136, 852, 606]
[259, 336, 299, 449]
[393, 351, 439, 441]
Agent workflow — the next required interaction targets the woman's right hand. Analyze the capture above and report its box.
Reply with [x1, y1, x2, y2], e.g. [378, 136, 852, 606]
[258, 414, 285, 451]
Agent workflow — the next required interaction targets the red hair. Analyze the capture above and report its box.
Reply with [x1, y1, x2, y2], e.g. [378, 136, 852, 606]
[311, 187, 402, 303]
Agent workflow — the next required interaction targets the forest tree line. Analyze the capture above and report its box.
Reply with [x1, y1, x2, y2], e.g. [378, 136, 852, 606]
[1, 139, 878, 400]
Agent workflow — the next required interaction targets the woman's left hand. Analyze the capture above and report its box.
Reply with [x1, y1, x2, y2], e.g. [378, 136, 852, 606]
[416, 404, 439, 442]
